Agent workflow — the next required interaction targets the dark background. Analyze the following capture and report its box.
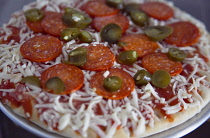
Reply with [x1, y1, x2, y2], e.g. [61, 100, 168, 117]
[0, 0, 210, 138]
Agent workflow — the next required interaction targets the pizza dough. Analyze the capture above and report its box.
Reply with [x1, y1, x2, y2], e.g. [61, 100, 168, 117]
[0, 0, 210, 138]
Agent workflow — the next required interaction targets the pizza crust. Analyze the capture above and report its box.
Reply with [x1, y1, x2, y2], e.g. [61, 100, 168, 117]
[6, 82, 210, 138]
[1, 0, 210, 138]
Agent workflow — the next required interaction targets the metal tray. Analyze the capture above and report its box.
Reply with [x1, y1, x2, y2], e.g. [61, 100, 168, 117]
[0, 0, 210, 137]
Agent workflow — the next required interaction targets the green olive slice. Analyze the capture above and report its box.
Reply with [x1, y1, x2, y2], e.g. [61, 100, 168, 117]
[103, 76, 122, 92]
[151, 70, 171, 88]
[62, 9, 92, 29]
[130, 10, 149, 27]
[106, 0, 124, 9]
[124, 3, 140, 14]
[134, 70, 151, 86]
[64, 7, 78, 15]
[60, 28, 81, 41]
[21, 76, 41, 87]
[100, 23, 122, 44]
[24, 8, 44, 22]
[168, 48, 187, 62]
[78, 30, 93, 43]
[68, 47, 87, 66]
[118, 50, 138, 65]
[45, 76, 65, 94]
[117, 42, 127, 47]
[144, 26, 173, 41]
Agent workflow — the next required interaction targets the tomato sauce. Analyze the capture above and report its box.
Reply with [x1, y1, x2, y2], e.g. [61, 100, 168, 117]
[0, 81, 20, 107]
[154, 102, 174, 122]
[0, 26, 20, 44]
[0, 81, 33, 119]
[153, 60, 205, 120]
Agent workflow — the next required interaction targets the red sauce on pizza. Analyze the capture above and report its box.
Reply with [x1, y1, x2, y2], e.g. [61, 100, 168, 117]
[155, 86, 175, 102]
[0, 81, 20, 108]
[0, 82, 33, 118]
[0, 26, 20, 44]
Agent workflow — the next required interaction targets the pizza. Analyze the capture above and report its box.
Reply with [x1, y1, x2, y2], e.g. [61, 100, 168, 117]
[0, 0, 210, 137]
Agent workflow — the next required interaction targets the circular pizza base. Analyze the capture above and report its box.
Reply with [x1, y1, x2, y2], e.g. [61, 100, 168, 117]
[1, 1, 210, 138]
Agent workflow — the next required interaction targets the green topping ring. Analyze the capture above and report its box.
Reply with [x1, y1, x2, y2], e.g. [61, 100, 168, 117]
[103, 76, 122, 92]
[134, 70, 152, 86]
[62, 8, 92, 29]
[117, 42, 127, 47]
[106, 0, 124, 9]
[118, 50, 138, 65]
[78, 30, 93, 43]
[21, 76, 41, 87]
[130, 10, 149, 27]
[24, 8, 44, 22]
[168, 48, 187, 62]
[151, 70, 171, 88]
[45, 76, 65, 94]
[60, 28, 81, 41]
[100, 23, 122, 44]
[68, 47, 87, 66]
[144, 26, 173, 41]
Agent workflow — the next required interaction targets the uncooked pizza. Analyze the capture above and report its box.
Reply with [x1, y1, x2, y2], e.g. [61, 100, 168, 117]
[0, 0, 210, 137]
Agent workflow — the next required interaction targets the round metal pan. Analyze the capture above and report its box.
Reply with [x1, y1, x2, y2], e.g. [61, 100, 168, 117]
[0, 0, 210, 137]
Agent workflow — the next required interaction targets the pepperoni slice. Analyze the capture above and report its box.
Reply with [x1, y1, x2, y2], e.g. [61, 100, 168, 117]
[164, 21, 200, 47]
[142, 52, 183, 76]
[26, 20, 44, 33]
[41, 63, 84, 94]
[41, 12, 67, 36]
[93, 14, 129, 34]
[82, 0, 119, 17]
[140, 1, 174, 20]
[20, 35, 62, 62]
[90, 68, 135, 100]
[81, 44, 115, 71]
[119, 34, 159, 58]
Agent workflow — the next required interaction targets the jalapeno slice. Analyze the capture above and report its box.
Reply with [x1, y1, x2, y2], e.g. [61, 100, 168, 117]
[21, 76, 41, 87]
[118, 50, 138, 65]
[78, 30, 93, 43]
[60, 28, 81, 41]
[68, 47, 87, 66]
[151, 70, 171, 88]
[124, 3, 140, 14]
[45, 77, 66, 94]
[106, 0, 124, 9]
[64, 7, 78, 15]
[130, 10, 149, 27]
[100, 23, 122, 43]
[24, 8, 44, 22]
[134, 70, 151, 86]
[62, 8, 92, 29]
[103, 76, 122, 92]
[144, 26, 173, 41]
[117, 41, 127, 47]
[168, 48, 187, 62]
